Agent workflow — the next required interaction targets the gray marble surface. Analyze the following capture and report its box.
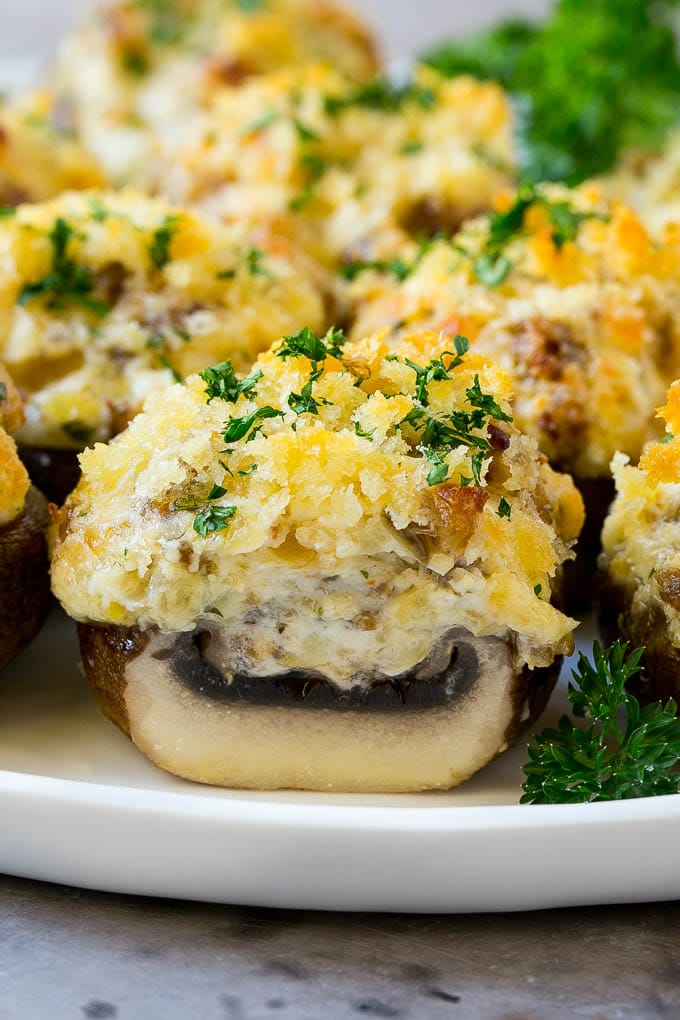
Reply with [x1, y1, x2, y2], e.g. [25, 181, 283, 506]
[1, 875, 679, 1020]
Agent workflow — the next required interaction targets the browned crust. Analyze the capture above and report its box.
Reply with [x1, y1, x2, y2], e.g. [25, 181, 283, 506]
[0, 486, 51, 671]
[596, 570, 680, 705]
[77, 622, 561, 775]
[18, 446, 81, 507]
[562, 476, 615, 614]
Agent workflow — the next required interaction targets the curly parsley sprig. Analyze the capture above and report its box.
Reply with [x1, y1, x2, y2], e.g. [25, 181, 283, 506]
[522, 642, 680, 804]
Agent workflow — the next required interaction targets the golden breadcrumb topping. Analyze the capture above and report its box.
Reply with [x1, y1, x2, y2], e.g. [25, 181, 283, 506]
[151, 64, 516, 265]
[52, 329, 582, 678]
[604, 130, 680, 237]
[350, 183, 680, 480]
[0, 364, 29, 526]
[0, 92, 105, 206]
[602, 379, 680, 646]
[0, 190, 329, 450]
[53, 0, 378, 183]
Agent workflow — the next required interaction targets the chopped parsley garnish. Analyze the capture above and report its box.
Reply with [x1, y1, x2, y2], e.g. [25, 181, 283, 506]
[400, 139, 424, 155]
[354, 422, 376, 440]
[324, 78, 437, 117]
[522, 641, 680, 803]
[121, 48, 150, 77]
[0, 382, 6, 403]
[404, 334, 469, 406]
[289, 151, 331, 212]
[469, 186, 607, 287]
[19, 218, 110, 316]
[62, 420, 95, 445]
[660, 433, 677, 445]
[340, 236, 439, 283]
[498, 497, 512, 519]
[0, 206, 16, 218]
[200, 360, 263, 404]
[424, 0, 680, 185]
[395, 336, 512, 487]
[222, 406, 284, 444]
[340, 256, 411, 283]
[244, 247, 270, 277]
[293, 118, 319, 143]
[89, 198, 109, 223]
[534, 583, 542, 597]
[134, 0, 186, 47]
[234, 0, 266, 10]
[193, 504, 238, 538]
[276, 326, 347, 418]
[276, 325, 347, 364]
[148, 215, 178, 271]
[240, 109, 280, 138]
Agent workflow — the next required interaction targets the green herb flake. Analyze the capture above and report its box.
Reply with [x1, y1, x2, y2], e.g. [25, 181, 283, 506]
[498, 497, 512, 519]
[324, 79, 437, 117]
[200, 360, 262, 404]
[522, 641, 680, 804]
[244, 247, 270, 277]
[222, 406, 284, 444]
[148, 215, 178, 272]
[534, 583, 542, 597]
[397, 337, 512, 488]
[62, 420, 94, 445]
[193, 505, 238, 538]
[89, 198, 109, 223]
[293, 118, 319, 143]
[19, 218, 110, 317]
[354, 422, 376, 440]
[240, 110, 279, 138]
[0, 382, 6, 403]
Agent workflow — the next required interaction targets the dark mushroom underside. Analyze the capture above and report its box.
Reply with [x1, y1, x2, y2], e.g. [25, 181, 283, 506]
[18, 446, 82, 506]
[0, 486, 51, 671]
[596, 570, 680, 706]
[79, 620, 560, 729]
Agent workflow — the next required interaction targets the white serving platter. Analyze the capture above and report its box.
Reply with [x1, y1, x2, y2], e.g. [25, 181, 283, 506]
[2, 611, 680, 913]
[2, 0, 679, 914]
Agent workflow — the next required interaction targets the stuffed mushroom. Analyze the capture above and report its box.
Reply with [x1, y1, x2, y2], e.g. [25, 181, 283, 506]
[349, 183, 680, 590]
[149, 63, 516, 267]
[51, 327, 583, 792]
[53, 0, 379, 184]
[0, 190, 331, 502]
[599, 380, 680, 704]
[0, 363, 50, 671]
